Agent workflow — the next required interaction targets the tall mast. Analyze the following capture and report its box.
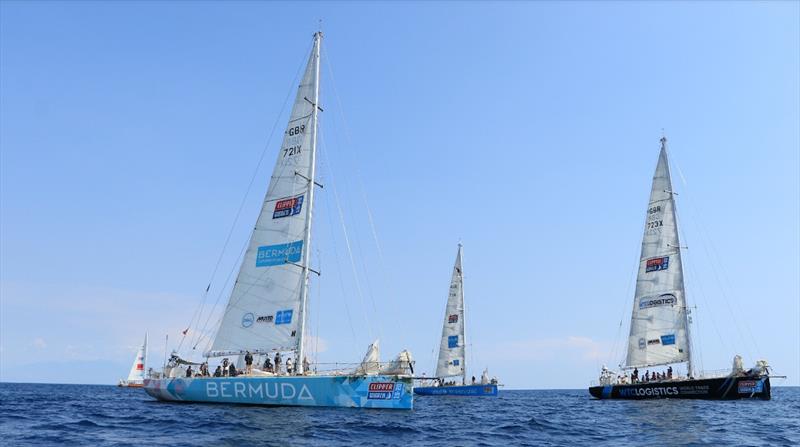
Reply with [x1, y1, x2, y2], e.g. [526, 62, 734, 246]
[459, 244, 467, 385]
[295, 31, 322, 374]
[661, 136, 693, 377]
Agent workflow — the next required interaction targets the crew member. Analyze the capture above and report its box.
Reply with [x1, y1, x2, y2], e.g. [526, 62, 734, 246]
[244, 351, 254, 375]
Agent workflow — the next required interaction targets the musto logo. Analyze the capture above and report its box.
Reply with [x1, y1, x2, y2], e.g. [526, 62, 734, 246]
[639, 293, 677, 309]
[367, 382, 404, 400]
[619, 386, 679, 397]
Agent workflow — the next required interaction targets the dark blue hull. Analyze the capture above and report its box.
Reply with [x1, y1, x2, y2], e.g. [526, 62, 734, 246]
[589, 376, 770, 400]
[414, 384, 498, 396]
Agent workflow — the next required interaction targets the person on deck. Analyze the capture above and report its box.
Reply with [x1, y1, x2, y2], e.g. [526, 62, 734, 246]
[222, 358, 230, 377]
[633, 367, 639, 383]
[228, 363, 237, 377]
[244, 351, 253, 375]
[303, 357, 310, 375]
[286, 358, 294, 375]
[213, 365, 222, 377]
[263, 357, 273, 373]
[185, 366, 193, 378]
[471, 376, 476, 385]
[667, 366, 673, 379]
[274, 352, 282, 375]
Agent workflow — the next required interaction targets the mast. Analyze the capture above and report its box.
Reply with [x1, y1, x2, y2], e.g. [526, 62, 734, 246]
[295, 31, 322, 374]
[459, 244, 467, 385]
[662, 136, 693, 377]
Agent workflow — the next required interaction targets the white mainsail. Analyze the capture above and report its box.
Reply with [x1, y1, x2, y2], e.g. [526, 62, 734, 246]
[625, 137, 691, 371]
[435, 244, 467, 382]
[210, 33, 321, 361]
[126, 333, 147, 383]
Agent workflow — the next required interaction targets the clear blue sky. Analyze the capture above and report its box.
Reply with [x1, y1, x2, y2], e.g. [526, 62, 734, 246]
[1, 1, 798, 388]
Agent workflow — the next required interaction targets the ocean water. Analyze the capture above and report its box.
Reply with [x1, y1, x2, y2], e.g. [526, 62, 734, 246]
[0, 383, 798, 446]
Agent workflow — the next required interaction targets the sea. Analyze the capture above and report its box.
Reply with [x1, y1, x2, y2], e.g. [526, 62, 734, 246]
[0, 383, 798, 446]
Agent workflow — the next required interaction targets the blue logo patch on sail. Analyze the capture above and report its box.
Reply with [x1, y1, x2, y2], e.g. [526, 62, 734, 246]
[661, 334, 676, 345]
[448, 335, 459, 348]
[256, 240, 304, 267]
[275, 309, 293, 325]
[452, 359, 460, 366]
[272, 195, 304, 219]
[645, 256, 670, 272]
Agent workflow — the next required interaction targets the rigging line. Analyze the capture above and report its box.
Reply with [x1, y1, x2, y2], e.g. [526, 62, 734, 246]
[318, 139, 359, 342]
[671, 156, 760, 360]
[318, 126, 373, 339]
[180, 38, 314, 352]
[323, 47, 394, 337]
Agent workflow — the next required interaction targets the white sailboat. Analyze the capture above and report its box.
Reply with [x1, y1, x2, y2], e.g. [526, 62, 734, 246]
[144, 32, 414, 409]
[415, 244, 498, 396]
[118, 334, 147, 388]
[589, 137, 772, 400]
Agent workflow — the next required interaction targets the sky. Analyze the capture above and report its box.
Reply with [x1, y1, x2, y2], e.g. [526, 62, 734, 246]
[1, 1, 798, 389]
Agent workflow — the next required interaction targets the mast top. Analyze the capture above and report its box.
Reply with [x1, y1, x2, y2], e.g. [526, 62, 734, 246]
[660, 134, 667, 150]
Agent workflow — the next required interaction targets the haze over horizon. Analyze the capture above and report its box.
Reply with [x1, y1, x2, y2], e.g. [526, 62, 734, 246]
[1, 2, 798, 389]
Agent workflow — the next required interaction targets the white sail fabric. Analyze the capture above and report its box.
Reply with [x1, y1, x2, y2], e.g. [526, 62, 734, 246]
[435, 245, 466, 379]
[211, 36, 320, 355]
[626, 140, 690, 369]
[126, 334, 147, 383]
[355, 340, 381, 375]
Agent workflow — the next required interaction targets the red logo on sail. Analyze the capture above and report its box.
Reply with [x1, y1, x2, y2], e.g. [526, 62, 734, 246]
[448, 314, 459, 323]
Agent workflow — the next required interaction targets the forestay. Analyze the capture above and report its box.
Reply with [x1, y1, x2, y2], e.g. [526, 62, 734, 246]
[436, 245, 467, 380]
[210, 35, 320, 355]
[626, 138, 690, 370]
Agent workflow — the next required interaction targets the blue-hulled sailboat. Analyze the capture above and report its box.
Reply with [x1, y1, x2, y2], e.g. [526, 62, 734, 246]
[415, 244, 498, 397]
[143, 32, 414, 409]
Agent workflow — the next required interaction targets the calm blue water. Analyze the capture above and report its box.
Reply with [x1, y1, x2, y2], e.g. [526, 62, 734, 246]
[0, 383, 798, 446]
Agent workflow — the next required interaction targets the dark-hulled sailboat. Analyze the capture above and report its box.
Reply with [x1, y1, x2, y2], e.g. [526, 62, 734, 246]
[589, 137, 772, 400]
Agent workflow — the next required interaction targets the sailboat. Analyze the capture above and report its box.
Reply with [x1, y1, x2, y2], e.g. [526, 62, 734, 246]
[414, 244, 498, 396]
[143, 32, 414, 409]
[118, 333, 147, 388]
[589, 137, 772, 400]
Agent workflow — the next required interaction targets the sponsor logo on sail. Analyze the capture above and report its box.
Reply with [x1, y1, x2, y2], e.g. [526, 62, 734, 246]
[638, 338, 646, 349]
[645, 256, 670, 272]
[256, 240, 304, 267]
[660, 334, 676, 345]
[272, 195, 304, 219]
[647, 338, 661, 345]
[256, 315, 274, 323]
[452, 359, 460, 366]
[448, 314, 459, 323]
[241, 312, 254, 328]
[448, 335, 459, 348]
[275, 309, 293, 325]
[639, 293, 677, 309]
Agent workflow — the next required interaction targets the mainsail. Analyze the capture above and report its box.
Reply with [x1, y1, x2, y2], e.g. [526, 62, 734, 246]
[210, 33, 321, 361]
[435, 244, 467, 382]
[127, 333, 147, 383]
[625, 137, 691, 371]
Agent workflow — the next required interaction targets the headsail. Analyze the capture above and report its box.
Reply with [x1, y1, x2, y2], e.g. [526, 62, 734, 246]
[435, 244, 467, 381]
[625, 137, 691, 370]
[126, 333, 147, 383]
[210, 33, 321, 357]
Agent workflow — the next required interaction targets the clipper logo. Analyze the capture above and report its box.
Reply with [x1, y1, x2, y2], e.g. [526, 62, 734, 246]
[639, 293, 677, 309]
[448, 314, 459, 324]
[646, 256, 670, 272]
[272, 195, 304, 219]
[738, 380, 763, 394]
[368, 382, 403, 400]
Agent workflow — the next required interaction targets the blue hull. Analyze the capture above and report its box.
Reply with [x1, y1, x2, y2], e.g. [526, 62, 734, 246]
[144, 375, 413, 409]
[414, 384, 498, 396]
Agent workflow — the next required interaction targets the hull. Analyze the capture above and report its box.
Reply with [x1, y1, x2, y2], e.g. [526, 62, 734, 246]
[118, 383, 144, 388]
[414, 384, 498, 396]
[589, 376, 770, 400]
[143, 374, 413, 409]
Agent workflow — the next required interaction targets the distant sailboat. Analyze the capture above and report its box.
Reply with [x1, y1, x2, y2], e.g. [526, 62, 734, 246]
[589, 137, 772, 400]
[118, 334, 147, 388]
[415, 244, 498, 396]
[144, 32, 414, 409]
